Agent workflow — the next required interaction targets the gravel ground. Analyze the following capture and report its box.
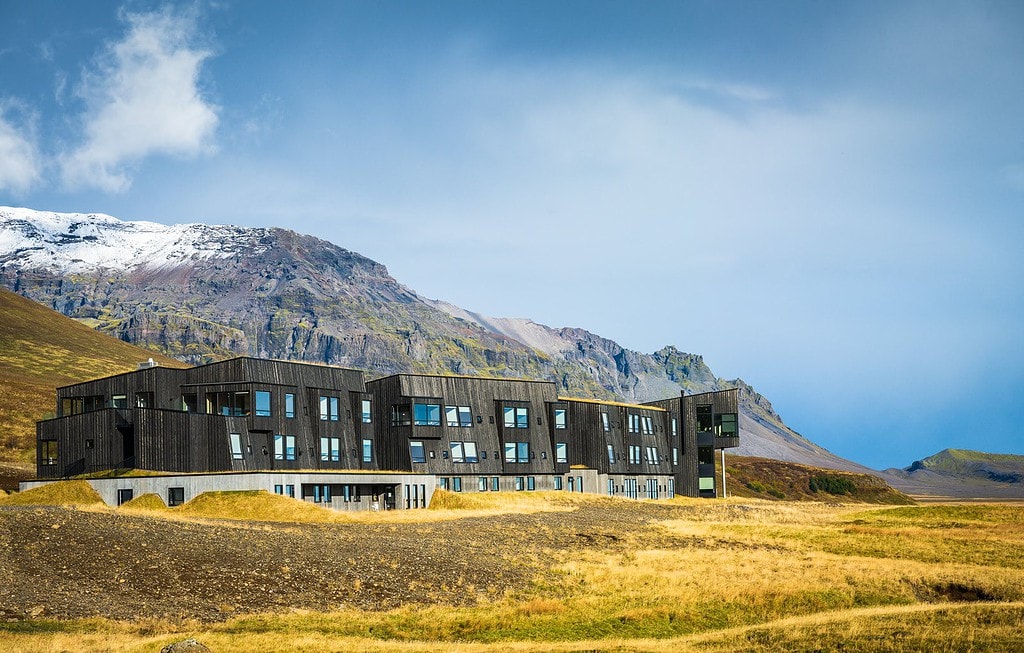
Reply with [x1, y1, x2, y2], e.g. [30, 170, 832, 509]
[0, 502, 678, 623]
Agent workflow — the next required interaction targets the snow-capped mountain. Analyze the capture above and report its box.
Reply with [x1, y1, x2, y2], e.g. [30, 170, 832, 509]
[0, 206, 872, 473]
[0, 206, 274, 273]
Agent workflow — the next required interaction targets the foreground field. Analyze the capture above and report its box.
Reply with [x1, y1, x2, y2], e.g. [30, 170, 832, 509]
[1, 489, 1022, 652]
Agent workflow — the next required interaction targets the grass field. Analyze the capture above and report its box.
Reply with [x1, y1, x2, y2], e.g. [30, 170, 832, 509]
[1, 492, 1022, 652]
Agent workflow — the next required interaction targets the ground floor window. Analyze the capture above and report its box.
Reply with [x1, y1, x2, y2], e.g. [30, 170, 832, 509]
[515, 476, 524, 491]
[526, 476, 536, 491]
[554, 477, 563, 491]
[167, 487, 185, 507]
[117, 489, 133, 505]
[452, 477, 463, 492]
[491, 476, 500, 491]
[478, 476, 488, 491]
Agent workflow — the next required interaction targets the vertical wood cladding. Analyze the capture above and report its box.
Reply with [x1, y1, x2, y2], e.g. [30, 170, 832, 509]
[36, 357, 739, 499]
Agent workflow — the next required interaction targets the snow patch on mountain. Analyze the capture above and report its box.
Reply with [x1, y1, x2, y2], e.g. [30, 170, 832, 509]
[0, 206, 272, 273]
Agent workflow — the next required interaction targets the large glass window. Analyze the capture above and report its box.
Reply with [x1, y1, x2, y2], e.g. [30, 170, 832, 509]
[450, 441, 479, 463]
[445, 405, 473, 428]
[601, 412, 610, 432]
[285, 393, 295, 418]
[642, 416, 654, 435]
[450, 441, 465, 463]
[41, 440, 57, 465]
[553, 409, 567, 430]
[255, 391, 272, 417]
[392, 404, 412, 426]
[503, 405, 529, 429]
[362, 439, 373, 463]
[715, 413, 738, 437]
[414, 403, 441, 426]
[229, 433, 243, 460]
[628, 414, 640, 433]
[275, 434, 296, 461]
[504, 442, 516, 463]
[208, 391, 249, 416]
[696, 405, 713, 432]
[607, 444, 616, 465]
[409, 441, 426, 463]
[135, 392, 154, 408]
[555, 442, 567, 464]
[361, 399, 372, 423]
[320, 437, 340, 462]
[181, 393, 197, 413]
[319, 396, 340, 421]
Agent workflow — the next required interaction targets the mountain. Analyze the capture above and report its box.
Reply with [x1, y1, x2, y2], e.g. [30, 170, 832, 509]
[0, 286, 186, 468]
[881, 449, 1024, 499]
[0, 206, 868, 473]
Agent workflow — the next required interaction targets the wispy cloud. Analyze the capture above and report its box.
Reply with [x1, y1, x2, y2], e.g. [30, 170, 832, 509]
[59, 7, 218, 192]
[0, 100, 41, 194]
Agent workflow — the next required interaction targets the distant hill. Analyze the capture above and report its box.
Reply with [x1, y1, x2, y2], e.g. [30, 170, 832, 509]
[0, 287, 186, 467]
[0, 206, 871, 476]
[881, 449, 1024, 499]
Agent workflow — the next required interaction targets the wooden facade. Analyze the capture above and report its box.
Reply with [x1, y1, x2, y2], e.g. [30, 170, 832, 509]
[36, 358, 739, 500]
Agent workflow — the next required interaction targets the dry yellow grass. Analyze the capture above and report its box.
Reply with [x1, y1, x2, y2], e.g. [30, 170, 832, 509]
[0, 479, 103, 506]
[3, 496, 1022, 652]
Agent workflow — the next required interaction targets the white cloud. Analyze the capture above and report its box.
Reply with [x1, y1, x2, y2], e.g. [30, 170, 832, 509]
[0, 101, 41, 194]
[60, 7, 218, 192]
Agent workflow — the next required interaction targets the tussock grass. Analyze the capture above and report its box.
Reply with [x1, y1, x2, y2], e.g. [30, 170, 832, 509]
[0, 479, 103, 506]
[173, 490, 347, 523]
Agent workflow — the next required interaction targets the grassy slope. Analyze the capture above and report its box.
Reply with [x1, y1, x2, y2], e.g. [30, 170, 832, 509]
[0, 288, 186, 466]
[0, 495, 1021, 652]
[724, 455, 915, 504]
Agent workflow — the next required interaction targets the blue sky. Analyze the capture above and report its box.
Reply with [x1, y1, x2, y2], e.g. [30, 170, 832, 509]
[1, 1, 1022, 470]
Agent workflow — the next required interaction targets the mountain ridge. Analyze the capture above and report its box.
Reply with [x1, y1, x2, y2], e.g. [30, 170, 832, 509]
[0, 206, 869, 474]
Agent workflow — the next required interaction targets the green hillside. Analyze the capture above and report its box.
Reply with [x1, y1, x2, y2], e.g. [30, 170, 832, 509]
[909, 448, 1024, 483]
[0, 288, 187, 466]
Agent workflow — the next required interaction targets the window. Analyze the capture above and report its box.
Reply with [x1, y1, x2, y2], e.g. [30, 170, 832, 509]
[555, 442, 567, 464]
[698, 445, 714, 465]
[716, 413, 738, 437]
[699, 477, 715, 491]
[607, 479, 615, 496]
[553, 409, 567, 429]
[628, 414, 640, 433]
[673, 447, 679, 466]
[117, 489, 134, 505]
[503, 406, 529, 429]
[362, 439, 373, 463]
[229, 433, 243, 460]
[607, 444, 616, 465]
[414, 403, 441, 426]
[445, 405, 473, 428]
[515, 476, 524, 491]
[525, 476, 535, 491]
[439, 477, 450, 490]
[696, 405, 713, 432]
[274, 484, 283, 495]
[285, 393, 296, 418]
[41, 440, 57, 465]
[601, 412, 610, 432]
[274, 434, 296, 461]
[85, 438, 94, 450]
[449, 441, 479, 463]
[112, 394, 128, 409]
[517, 441, 530, 463]
[255, 390, 272, 417]
[136, 392, 154, 408]
[392, 404, 412, 426]
[320, 396, 340, 421]
[320, 437, 340, 462]
[642, 416, 654, 435]
[479, 476, 488, 491]
[452, 477, 462, 492]
[361, 399, 372, 423]
[286, 485, 295, 498]
[207, 391, 249, 416]
[629, 445, 642, 465]
[181, 393, 197, 412]
[167, 487, 185, 507]
[491, 476, 500, 491]
[646, 446, 659, 465]
[671, 417, 678, 437]
[409, 441, 426, 463]
[504, 442, 515, 463]
[554, 476, 563, 491]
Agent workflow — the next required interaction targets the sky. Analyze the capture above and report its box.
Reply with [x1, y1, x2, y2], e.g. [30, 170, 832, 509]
[1, 1, 1022, 470]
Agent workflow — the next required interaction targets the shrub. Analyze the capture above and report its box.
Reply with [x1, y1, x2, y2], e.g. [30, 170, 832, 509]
[809, 475, 857, 495]
[746, 481, 766, 493]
